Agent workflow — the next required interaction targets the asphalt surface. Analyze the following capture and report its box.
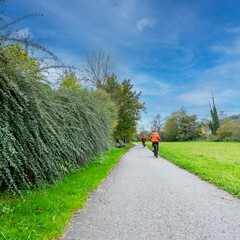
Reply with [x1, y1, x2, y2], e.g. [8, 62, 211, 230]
[61, 145, 240, 240]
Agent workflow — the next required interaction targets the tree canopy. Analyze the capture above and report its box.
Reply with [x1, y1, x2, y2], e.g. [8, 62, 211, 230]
[104, 76, 145, 142]
[163, 108, 201, 141]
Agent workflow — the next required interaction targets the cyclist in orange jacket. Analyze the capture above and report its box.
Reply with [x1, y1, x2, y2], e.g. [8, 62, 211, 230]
[149, 130, 160, 151]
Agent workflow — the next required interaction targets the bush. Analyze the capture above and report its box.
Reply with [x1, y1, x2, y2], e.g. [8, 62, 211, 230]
[232, 124, 240, 141]
[0, 44, 115, 192]
[164, 115, 178, 141]
[223, 137, 232, 142]
[207, 120, 240, 142]
[208, 134, 218, 142]
[215, 122, 233, 141]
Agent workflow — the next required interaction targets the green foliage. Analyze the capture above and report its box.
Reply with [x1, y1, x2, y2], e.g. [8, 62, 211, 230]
[164, 108, 201, 141]
[164, 115, 178, 141]
[0, 147, 131, 240]
[146, 142, 240, 198]
[114, 79, 145, 142]
[177, 112, 201, 141]
[5, 43, 44, 81]
[133, 130, 150, 142]
[0, 43, 115, 192]
[232, 123, 240, 141]
[209, 120, 240, 142]
[90, 88, 117, 128]
[104, 76, 145, 142]
[208, 96, 220, 135]
[104, 74, 121, 100]
[216, 121, 234, 141]
[59, 69, 81, 90]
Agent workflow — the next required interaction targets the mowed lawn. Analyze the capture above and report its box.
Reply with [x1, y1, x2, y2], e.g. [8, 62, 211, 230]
[146, 142, 240, 198]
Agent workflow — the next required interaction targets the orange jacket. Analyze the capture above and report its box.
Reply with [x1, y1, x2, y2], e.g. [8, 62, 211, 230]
[149, 132, 160, 142]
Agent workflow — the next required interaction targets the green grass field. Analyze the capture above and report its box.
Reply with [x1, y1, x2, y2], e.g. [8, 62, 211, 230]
[146, 142, 240, 198]
[0, 146, 131, 240]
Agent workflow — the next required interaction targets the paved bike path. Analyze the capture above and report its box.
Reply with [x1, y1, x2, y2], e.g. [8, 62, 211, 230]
[62, 145, 240, 240]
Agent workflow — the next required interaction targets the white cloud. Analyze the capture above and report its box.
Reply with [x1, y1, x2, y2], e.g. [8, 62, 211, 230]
[173, 59, 240, 113]
[212, 38, 240, 55]
[121, 71, 171, 96]
[176, 89, 235, 106]
[176, 60, 240, 107]
[224, 26, 240, 34]
[136, 18, 154, 31]
[202, 61, 240, 84]
[115, 0, 137, 19]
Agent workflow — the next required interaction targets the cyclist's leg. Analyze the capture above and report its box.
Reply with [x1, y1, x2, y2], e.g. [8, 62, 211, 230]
[152, 143, 155, 155]
[153, 142, 156, 152]
[154, 143, 157, 157]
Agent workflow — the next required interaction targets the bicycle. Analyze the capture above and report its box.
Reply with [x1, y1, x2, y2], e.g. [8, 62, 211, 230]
[153, 143, 158, 158]
[142, 141, 146, 148]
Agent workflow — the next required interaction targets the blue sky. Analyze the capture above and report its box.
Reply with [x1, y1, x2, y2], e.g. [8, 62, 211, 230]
[3, 0, 240, 129]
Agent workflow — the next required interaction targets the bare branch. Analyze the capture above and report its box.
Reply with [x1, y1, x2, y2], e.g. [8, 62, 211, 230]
[151, 113, 164, 132]
[0, 13, 43, 31]
[82, 47, 117, 88]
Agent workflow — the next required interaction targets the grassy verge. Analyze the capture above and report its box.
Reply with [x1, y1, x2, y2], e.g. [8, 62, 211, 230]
[145, 141, 240, 198]
[0, 146, 131, 240]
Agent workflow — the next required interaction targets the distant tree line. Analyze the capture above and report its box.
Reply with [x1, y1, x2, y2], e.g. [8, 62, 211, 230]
[135, 96, 240, 142]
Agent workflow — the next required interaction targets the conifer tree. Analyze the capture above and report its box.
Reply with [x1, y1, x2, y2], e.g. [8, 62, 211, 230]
[209, 95, 220, 135]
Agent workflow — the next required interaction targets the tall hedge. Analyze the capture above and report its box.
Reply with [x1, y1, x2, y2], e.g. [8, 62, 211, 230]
[0, 44, 115, 192]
